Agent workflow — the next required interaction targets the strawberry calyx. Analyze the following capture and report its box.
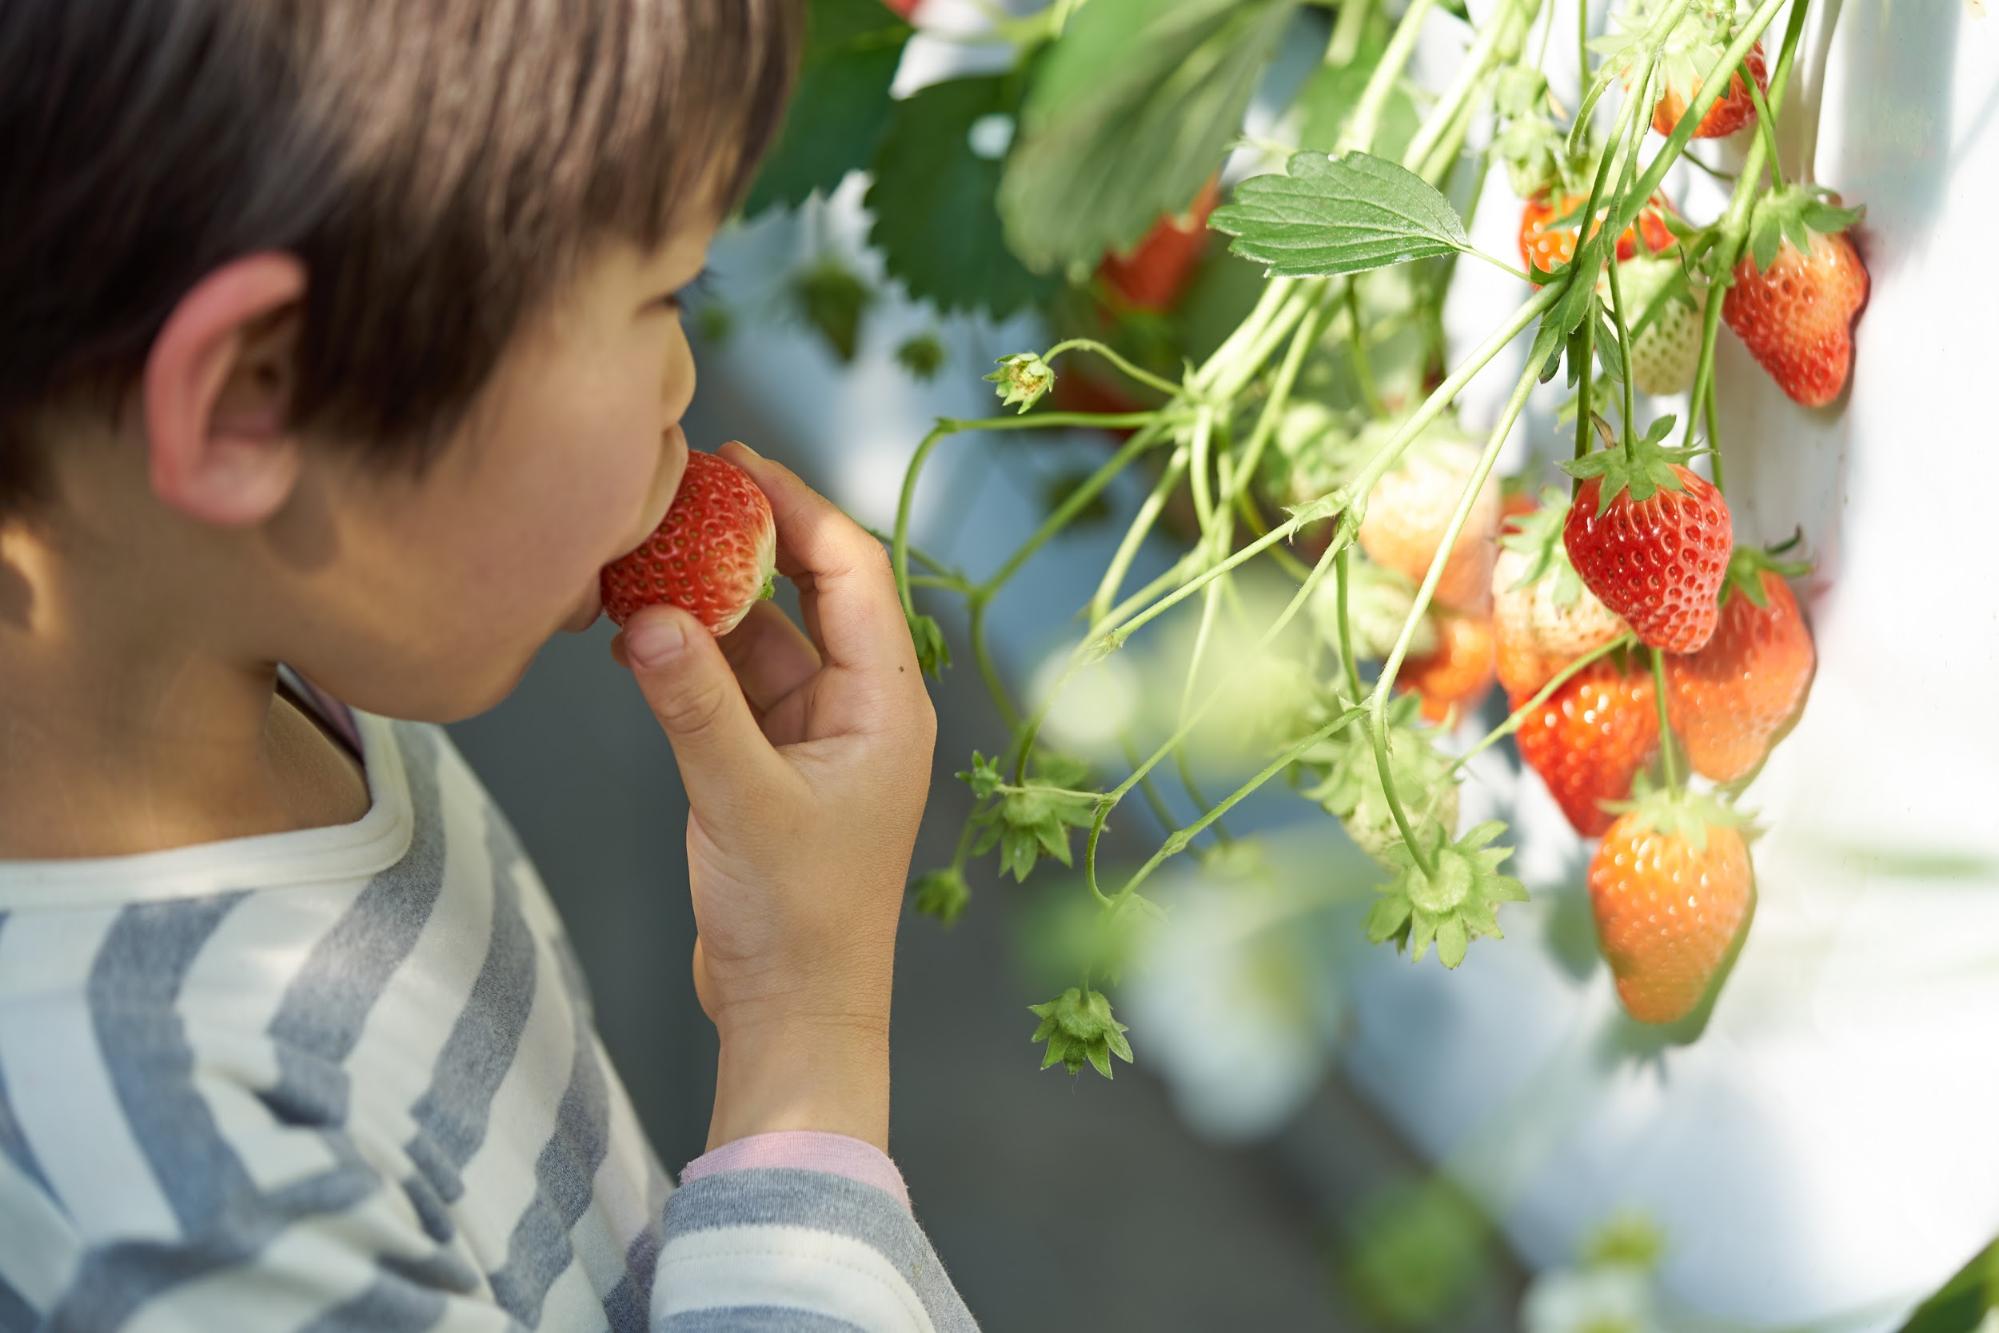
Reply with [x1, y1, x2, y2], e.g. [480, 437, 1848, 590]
[1028, 986, 1134, 1079]
[1560, 415, 1700, 515]
[1366, 820, 1529, 969]
[1599, 778, 1757, 853]
[1718, 541, 1811, 610]
[1593, 1, 1750, 107]
[985, 352, 1055, 414]
[1743, 184, 1864, 276]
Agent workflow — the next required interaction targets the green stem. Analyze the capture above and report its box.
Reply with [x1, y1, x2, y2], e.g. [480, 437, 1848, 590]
[1089, 446, 1191, 624]
[967, 595, 1020, 731]
[1400, 0, 1527, 172]
[1120, 733, 1183, 838]
[1187, 407, 1218, 533]
[1346, 280, 1384, 417]
[1742, 65, 1784, 189]
[1174, 748, 1234, 847]
[1339, 0, 1437, 153]
[1113, 706, 1368, 903]
[894, 422, 956, 619]
[1574, 316, 1595, 467]
[979, 421, 1169, 597]
[1447, 634, 1633, 774]
[1335, 544, 1365, 705]
[1705, 389, 1724, 493]
[1605, 247, 1637, 457]
[1327, 0, 1375, 68]
[1577, 0, 1590, 96]
[1043, 337, 1184, 400]
[1190, 280, 1294, 395]
[1371, 719, 1436, 876]
[1651, 646, 1680, 791]
[1233, 489, 1317, 583]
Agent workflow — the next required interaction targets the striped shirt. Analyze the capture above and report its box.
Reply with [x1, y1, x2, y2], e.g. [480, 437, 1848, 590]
[0, 674, 977, 1331]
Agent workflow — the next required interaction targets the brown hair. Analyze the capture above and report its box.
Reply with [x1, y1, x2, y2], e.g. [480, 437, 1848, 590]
[0, 0, 803, 516]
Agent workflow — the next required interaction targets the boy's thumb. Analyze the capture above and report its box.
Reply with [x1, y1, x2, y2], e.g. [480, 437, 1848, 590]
[622, 606, 769, 810]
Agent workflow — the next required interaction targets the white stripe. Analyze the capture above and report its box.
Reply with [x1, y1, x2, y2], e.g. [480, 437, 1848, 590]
[0, 1149, 82, 1311]
[180, 888, 367, 1193]
[575, 1042, 664, 1272]
[654, 1224, 937, 1332]
[342, 789, 499, 1154]
[453, 923, 577, 1258]
[121, 1187, 452, 1333]
[0, 907, 180, 1240]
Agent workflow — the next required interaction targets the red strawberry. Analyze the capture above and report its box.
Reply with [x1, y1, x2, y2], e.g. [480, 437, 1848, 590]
[1665, 548, 1816, 783]
[1401, 610, 1496, 724]
[1512, 654, 1659, 837]
[1652, 42, 1766, 139]
[1358, 424, 1500, 615]
[1098, 176, 1221, 312]
[1589, 789, 1755, 1024]
[601, 448, 777, 634]
[1562, 434, 1732, 653]
[1722, 186, 1869, 408]
[884, 0, 921, 16]
[1519, 191, 1677, 281]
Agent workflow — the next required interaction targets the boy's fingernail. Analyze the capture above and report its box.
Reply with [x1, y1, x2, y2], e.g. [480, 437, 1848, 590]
[626, 616, 687, 667]
[729, 439, 761, 460]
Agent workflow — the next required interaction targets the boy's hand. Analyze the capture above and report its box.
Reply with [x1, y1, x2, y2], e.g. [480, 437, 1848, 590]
[611, 441, 937, 1152]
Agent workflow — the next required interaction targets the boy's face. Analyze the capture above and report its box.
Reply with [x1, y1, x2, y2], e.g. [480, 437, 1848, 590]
[282, 217, 716, 722]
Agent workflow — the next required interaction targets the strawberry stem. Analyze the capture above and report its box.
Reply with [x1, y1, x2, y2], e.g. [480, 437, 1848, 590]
[1336, 545, 1366, 706]
[1346, 280, 1385, 418]
[1605, 248, 1639, 462]
[1650, 646, 1681, 792]
[1041, 337, 1185, 400]
[1741, 65, 1785, 190]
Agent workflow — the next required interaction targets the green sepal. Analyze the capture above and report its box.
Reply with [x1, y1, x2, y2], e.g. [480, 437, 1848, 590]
[1559, 420, 1697, 515]
[1744, 184, 1866, 276]
[910, 866, 972, 926]
[906, 610, 951, 678]
[1367, 820, 1528, 968]
[1028, 986, 1134, 1079]
[1719, 539, 1812, 611]
[1597, 779, 1758, 854]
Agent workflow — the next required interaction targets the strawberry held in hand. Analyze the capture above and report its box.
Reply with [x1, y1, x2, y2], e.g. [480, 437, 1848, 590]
[601, 447, 777, 635]
[1562, 423, 1732, 653]
[1589, 788, 1755, 1025]
[1723, 185, 1869, 407]
[1665, 546, 1817, 783]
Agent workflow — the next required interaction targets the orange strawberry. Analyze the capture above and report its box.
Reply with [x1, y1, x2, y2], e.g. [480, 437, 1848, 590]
[1563, 431, 1733, 654]
[1512, 654, 1658, 838]
[1722, 186, 1869, 408]
[1401, 610, 1496, 724]
[1358, 423, 1500, 615]
[1589, 789, 1755, 1024]
[1519, 191, 1677, 281]
[1665, 548, 1816, 783]
[1652, 42, 1766, 139]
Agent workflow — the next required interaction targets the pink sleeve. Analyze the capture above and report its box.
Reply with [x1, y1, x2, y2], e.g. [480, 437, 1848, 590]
[678, 1131, 912, 1213]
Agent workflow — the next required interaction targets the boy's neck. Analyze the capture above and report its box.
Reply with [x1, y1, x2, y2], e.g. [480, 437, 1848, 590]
[0, 528, 370, 863]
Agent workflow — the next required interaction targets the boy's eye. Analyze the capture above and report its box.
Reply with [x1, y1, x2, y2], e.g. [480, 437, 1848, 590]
[664, 265, 717, 311]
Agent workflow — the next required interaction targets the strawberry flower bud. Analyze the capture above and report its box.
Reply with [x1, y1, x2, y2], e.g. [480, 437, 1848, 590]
[985, 352, 1055, 414]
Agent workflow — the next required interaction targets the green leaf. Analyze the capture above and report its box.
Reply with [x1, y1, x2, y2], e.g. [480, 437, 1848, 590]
[865, 75, 1058, 319]
[1899, 1234, 1999, 1333]
[1210, 152, 1473, 279]
[742, 0, 912, 218]
[906, 610, 951, 678]
[998, 0, 1301, 273]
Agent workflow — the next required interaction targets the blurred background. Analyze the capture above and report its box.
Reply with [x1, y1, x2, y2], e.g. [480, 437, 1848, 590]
[451, 1, 1999, 1328]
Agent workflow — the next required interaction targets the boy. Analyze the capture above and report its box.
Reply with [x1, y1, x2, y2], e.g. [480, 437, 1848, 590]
[0, 1, 975, 1329]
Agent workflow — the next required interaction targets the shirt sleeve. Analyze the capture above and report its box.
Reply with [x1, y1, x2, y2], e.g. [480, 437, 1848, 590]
[656, 1158, 980, 1332]
[678, 1131, 912, 1210]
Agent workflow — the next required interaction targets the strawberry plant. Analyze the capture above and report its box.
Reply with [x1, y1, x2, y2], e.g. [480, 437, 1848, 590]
[737, 0, 1855, 1078]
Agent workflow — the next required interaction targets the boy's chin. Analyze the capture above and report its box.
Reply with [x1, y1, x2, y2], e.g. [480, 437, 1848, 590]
[560, 579, 605, 634]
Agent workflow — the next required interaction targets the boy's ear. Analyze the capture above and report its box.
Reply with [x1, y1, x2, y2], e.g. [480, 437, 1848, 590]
[142, 253, 309, 526]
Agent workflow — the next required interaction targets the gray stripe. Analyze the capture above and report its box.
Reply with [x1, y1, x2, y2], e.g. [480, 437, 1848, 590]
[0, 1272, 40, 1331]
[486, 1004, 612, 1324]
[402, 781, 539, 1205]
[263, 723, 449, 1131]
[86, 893, 249, 1233]
[295, 1273, 446, 1333]
[483, 806, 596, 1026]
[662, 1170, 979, 1333]
[0, 913, 64, 1210]
[602, 1216, 662, 1333]
[661, 1308, 868, 1332]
